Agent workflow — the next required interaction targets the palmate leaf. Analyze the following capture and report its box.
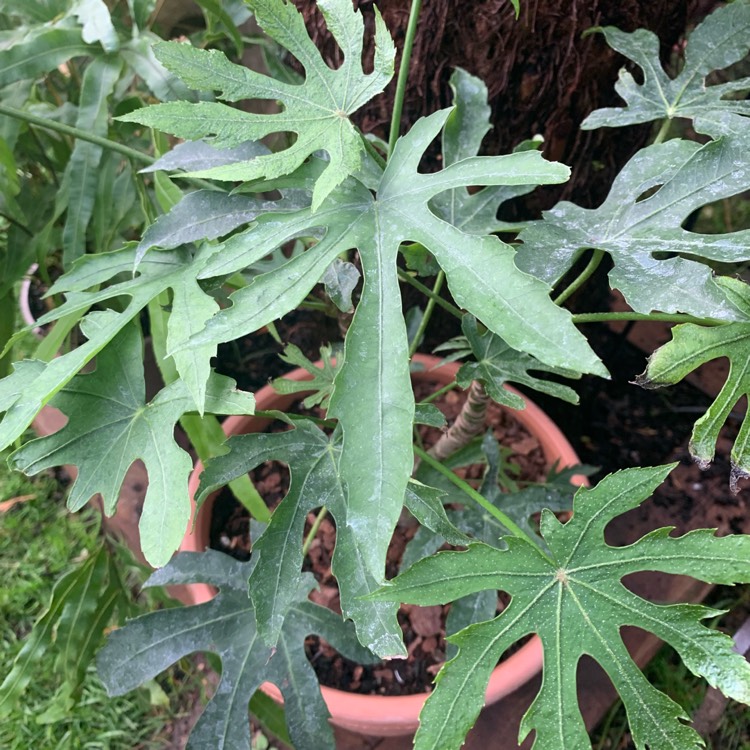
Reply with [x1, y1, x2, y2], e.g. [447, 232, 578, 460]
[515, 136, 750, 319]
[636, 276, 750, 491]
[582, 2, 750, 132]
[97, 551, 375, 750]
[449, 314, 581, 409]
[0, 240, 237, 449]
[270, 343, 341, 409]
[371, 465, 750, 750]
[184, 109, 603, 578]
[430, 67, 541, 235]
[120, 0, 396, 209]
[10, 324, 255, 567]
[195, 420, 404, 657]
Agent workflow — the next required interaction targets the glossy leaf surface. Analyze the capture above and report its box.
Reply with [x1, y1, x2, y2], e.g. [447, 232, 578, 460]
[97, 551, 373, 750]
[372, 465, 750, 750]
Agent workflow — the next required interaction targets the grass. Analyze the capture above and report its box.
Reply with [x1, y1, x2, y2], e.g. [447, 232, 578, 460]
[590, 584, 750, 750]
[0, 448, 204, 749]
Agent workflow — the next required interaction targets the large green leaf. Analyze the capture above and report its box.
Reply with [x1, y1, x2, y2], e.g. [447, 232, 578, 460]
[582, 2, 750, 131]
[119, 0, 396, 209]
[371, 465, 750, 750]
[0, 242, 226, 448]
[97, 551, 374, 750]
[62, 55, 122, 265]
[196, 420, 404, 657]
[10, 324, 255, 567]
[515, 137, 750, 319]
[636, 276, 750, 491]
[0, 26, 92, 88]
[184, 109, 601, 578]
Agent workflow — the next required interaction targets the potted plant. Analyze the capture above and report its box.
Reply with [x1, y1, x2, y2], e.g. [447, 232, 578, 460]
[3, 1, 750, 749]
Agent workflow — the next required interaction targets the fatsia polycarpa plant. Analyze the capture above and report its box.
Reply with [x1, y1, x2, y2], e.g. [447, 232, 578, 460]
[2, 0, 750, 748]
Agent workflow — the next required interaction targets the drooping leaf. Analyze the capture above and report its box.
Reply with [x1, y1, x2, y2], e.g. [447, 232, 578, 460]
[119, 0, 396, 209]
[636, 276, 750, 491]
[0, 545, 124, 718]
[582, 2, 750, 131]
[195, 421, 404, 657]
[97, 551, 375, 750]
[62, 55, 122, 265]
[515, 137, 750, 319]
[270, 344, 341, 409]
[372, 464, 750, 750]
[447, 315, 581, 409]
[10, 324, 255, 567]
[135, 189, 286, 262]
[184, 109, 601, 577]
[0, 26, 93, 88]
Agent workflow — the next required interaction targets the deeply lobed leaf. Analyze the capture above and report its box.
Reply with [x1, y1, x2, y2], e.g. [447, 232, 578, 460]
[10, 324, 255, 567]
[582, 2, 750, 131]
[515, 137, 750, 319]
[97, 551, 374, 750]
[120, 0, 396, 209]
[372, 465, 750, 750]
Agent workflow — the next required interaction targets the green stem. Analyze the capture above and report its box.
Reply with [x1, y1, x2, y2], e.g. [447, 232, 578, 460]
[413, 444, 549, 557]
[254, 410, 337, 429]
[388, 0, 423, 155]
[571, 311, 725, 326]
[408, 271, 445, 357]
[302, 507, 328, 556]
[361, 133, 387, 169]
[420, 379, 458, 405]
[398, 269, 463, 319]
[652, 118, 671, 145]
[0, 212, 33, 237]
[0, 103, 154, 165]
[553, 249, 604, 305]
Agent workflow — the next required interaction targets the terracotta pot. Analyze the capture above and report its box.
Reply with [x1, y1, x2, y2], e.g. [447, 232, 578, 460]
[179, 354, 585, 736]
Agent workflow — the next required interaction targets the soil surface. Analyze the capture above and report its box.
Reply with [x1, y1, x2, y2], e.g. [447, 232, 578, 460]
[209, 379, 547, 696]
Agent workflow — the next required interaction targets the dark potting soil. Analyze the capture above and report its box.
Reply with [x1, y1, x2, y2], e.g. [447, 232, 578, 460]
[208, 379, 547, 696]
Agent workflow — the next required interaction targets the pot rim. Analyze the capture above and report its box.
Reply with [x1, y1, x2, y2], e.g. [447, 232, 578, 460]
[180, 353, 585, 734]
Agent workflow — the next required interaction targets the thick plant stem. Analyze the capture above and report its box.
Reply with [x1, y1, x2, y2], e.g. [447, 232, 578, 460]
[388, 0, 423, 155]
[413, 445, 548, 555]
[0, 103, 154, 165]
[428, 379, 489, 461]
[408, 271, 445, 357]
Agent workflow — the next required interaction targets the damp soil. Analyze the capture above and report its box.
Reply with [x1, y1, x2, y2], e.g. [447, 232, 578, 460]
[208, 379, 547, 696]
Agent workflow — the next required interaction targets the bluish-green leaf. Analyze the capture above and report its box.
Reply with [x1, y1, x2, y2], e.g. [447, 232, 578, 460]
[582, 3, 750, 131]
[516, 137, 750, 319]
[98, 552, 373, 750]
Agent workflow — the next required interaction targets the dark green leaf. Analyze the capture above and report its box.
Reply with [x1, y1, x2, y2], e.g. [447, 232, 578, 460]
[373, 465, 750, 750]
[97, 551, 373, 750]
